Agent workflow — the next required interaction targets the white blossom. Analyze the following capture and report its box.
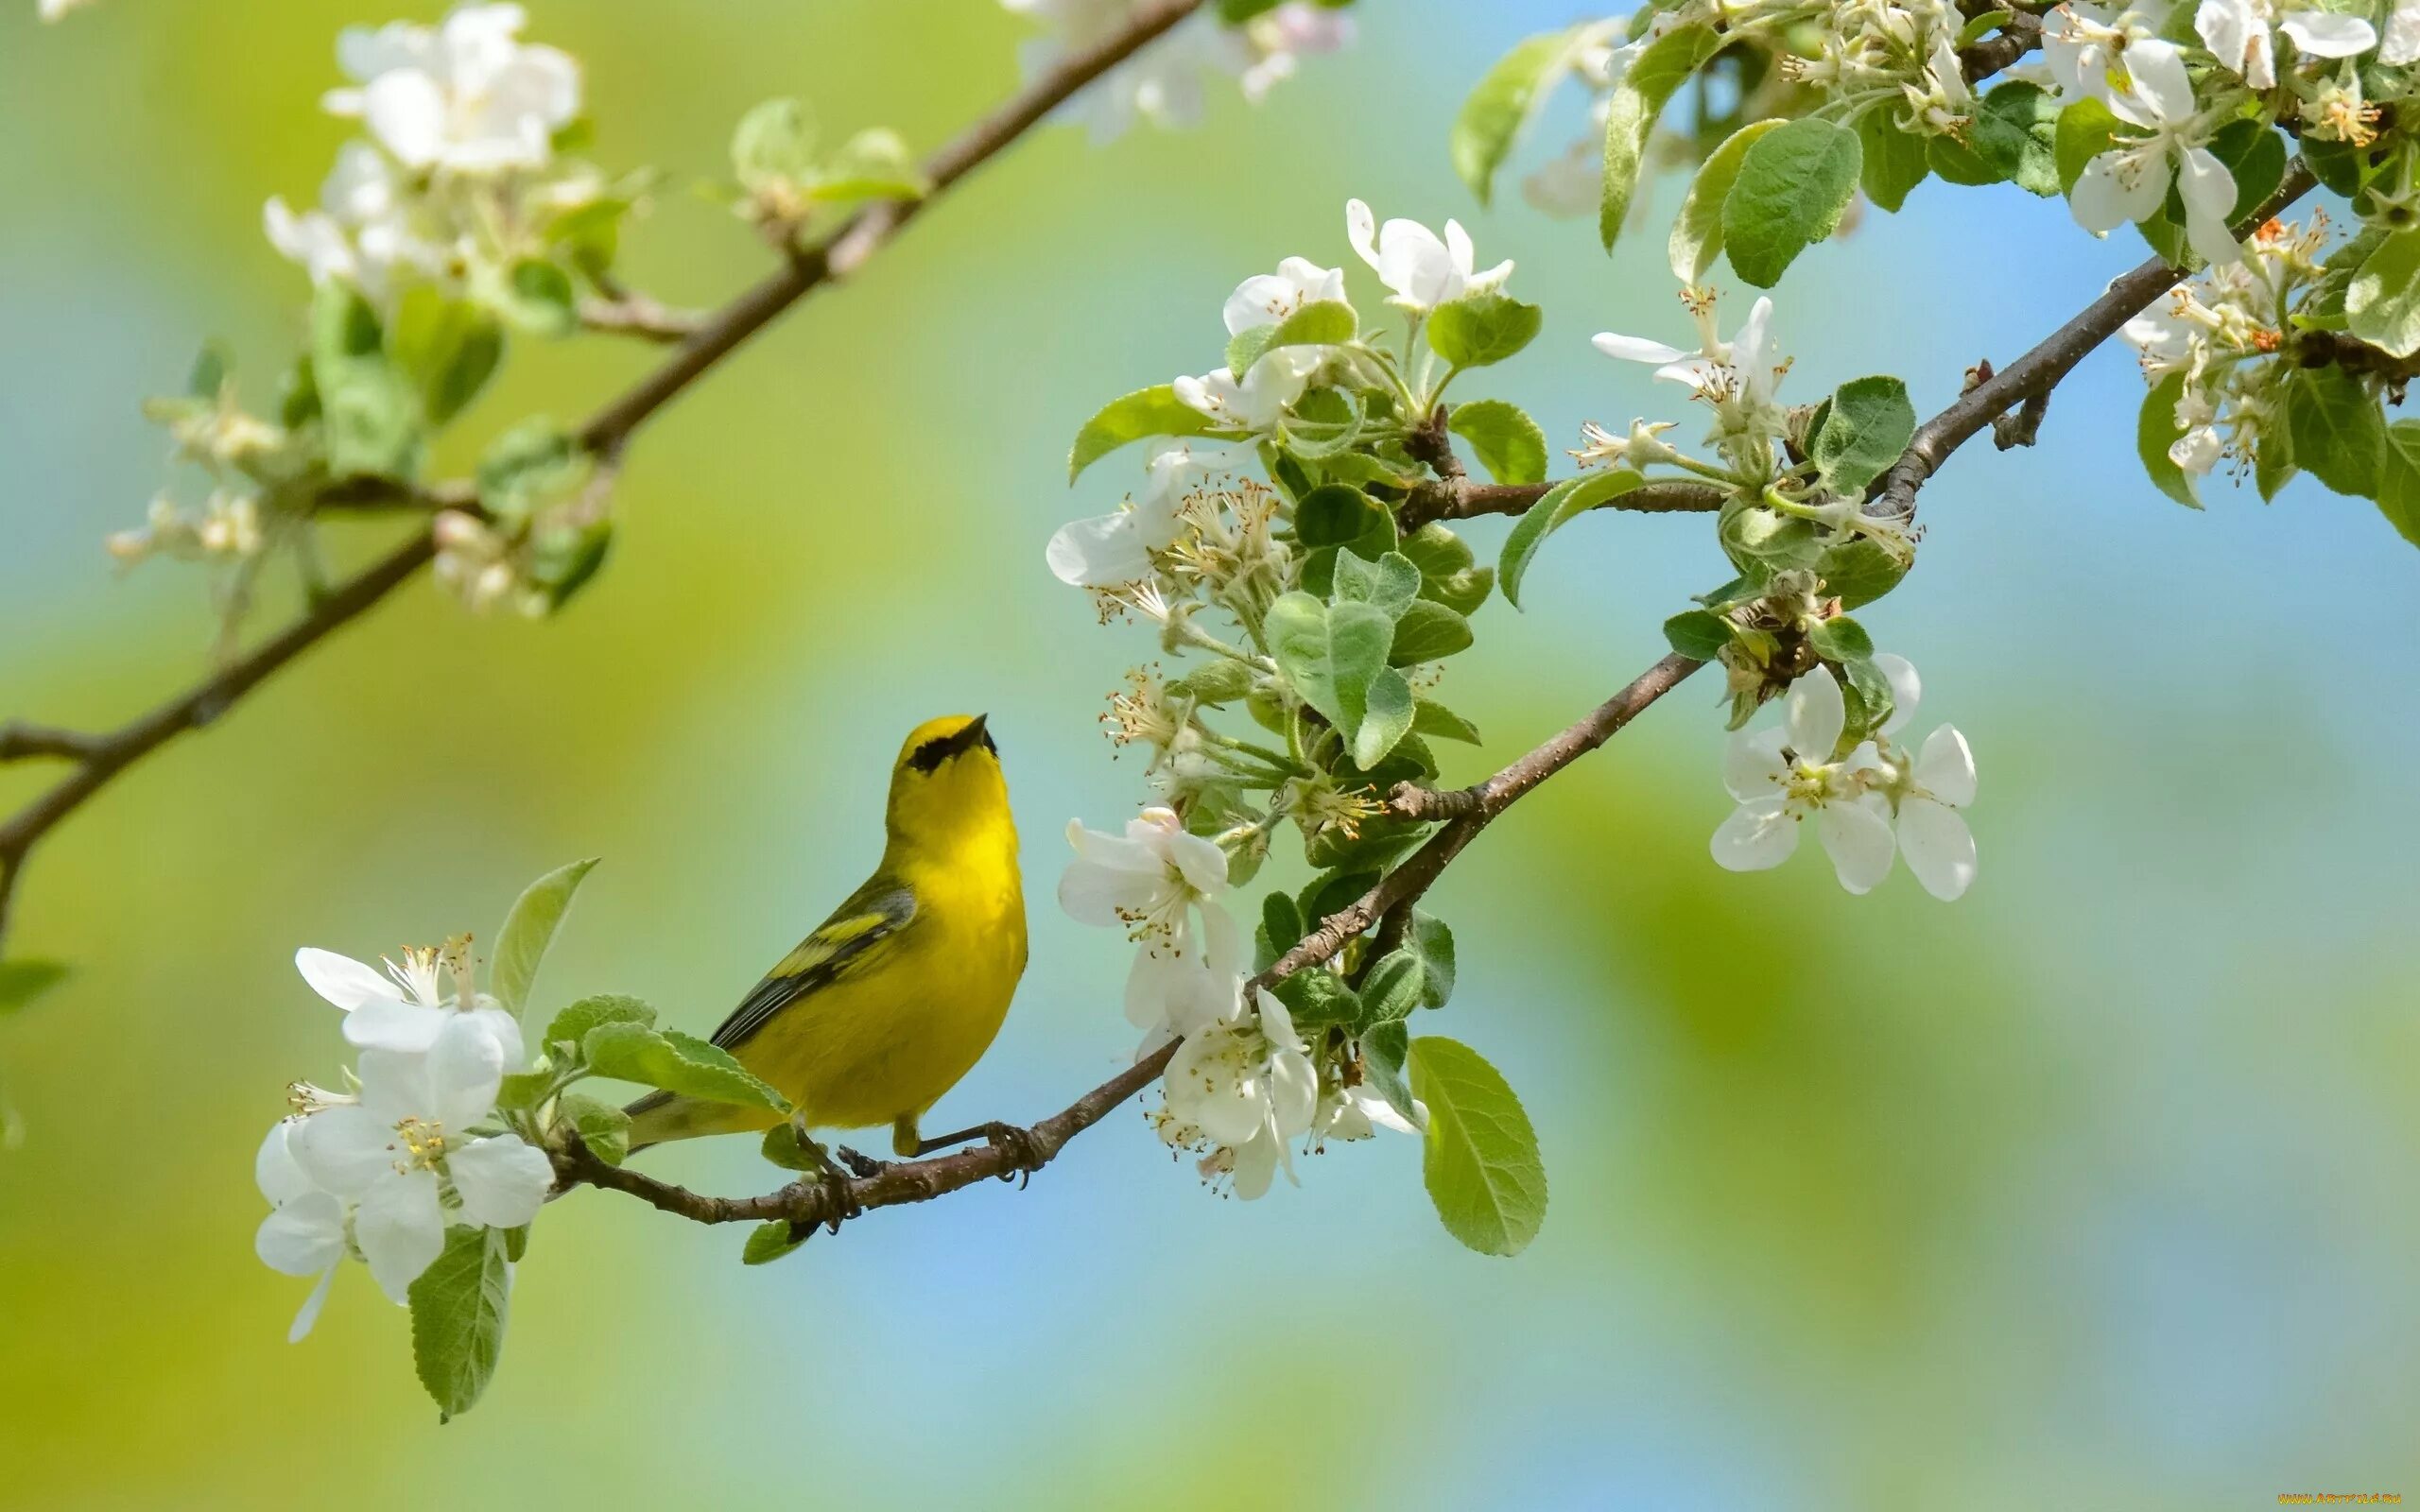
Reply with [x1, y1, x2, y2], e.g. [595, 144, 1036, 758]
[1594, 291, 1791, 457]
[253, 1120, 352, 1342]
[1172, 349, 1320, 435]
[2196, 0, 2376, 91]
[2386, 0, 2420, 64]
[263, 142, 440, 298]
[1711, 664, 1899, 894]
[2041, 2, 2165, 109]
[38, 0, 99, 20]
[1059, 806, 1244, 1042]
[1047, 440, 1241, 588]
[1309, 1079, 1424, 1149]
[2068, 40, 2242, 266]
[1343, 198, 1512, 313]
[285, 1017, 549, 1302]
[1894, 724, 1979, 901]
[294, 943, 525, 1067]
[1237, 3, 1354, 103]
[325, 4, 579, 174]
[1163, 998, 1318, 1199]
[1221, 256, 1347, 336]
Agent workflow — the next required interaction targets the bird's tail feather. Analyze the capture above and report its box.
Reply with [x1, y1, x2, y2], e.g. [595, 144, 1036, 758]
[622, 1089, 782, 1154]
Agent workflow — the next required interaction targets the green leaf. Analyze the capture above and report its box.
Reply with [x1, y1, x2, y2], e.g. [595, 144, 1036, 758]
[1840, 653, 1897, 743]
[493, 260, 578, 337]
[1271, 968, 1363, 1028]
[1354, 669, 1416, 767]
[2136, 371, 2201, 508]
[1228, 300, 1357, 381]
[1360, 1020, 1421, 1128]
[1452, 29, 1575, 204]
[1446, 399, 1548, 485]
[1255, 891, 1308, 973]
[2255, 423, 2297, 502]
[733, 97, 817, 190]
[1662, 609, 1732, 660]
[1400, 524, 1493, 615]
[310, 281, 420, 479]
[1167, 659, 1256, 704]
[2304, 133, 2367, 198]
[1426, 293, 1543, 369]
[1068, 385, 1220, 482]
[1670, 119, 1784, 283]
[1856, 109, 1931, 214]
[2348, 229, 2420, 358]
[1387, 599, 1474, 664]
[491, 857, 597, 1020]
[759, 1121, 825, 1172]
[741, 1220, 808, 1266]
[2208, 117, 2286, 223]
[2054, 97, 2122, 195]
[1408, 912, 1456, 1009]
[1409, 1036, 1547, 1257]
[0, 960, 68, 1016]
[1927, 131, 2001, 187]
[1807, 614, 1875, 662]
[1412, 697, 1481, 745]
[386, 288, 503, 428]
[1499, 471, 1644, 609]
[2282, 365, 2385, 499]
[1357, 951, 1426, 1030]
[408, 1227, 510, 1420]
[584, 1022, 789, 1113]
[1970, 82, 2060, 197]
[1721, 117, 1861, 289]
[2374, 421, 2420, 546]
[475, 418, 585, 524]
[558, 1092, 631, 1166]
[1265, 591, 1395, 750]
[1601, 25, 1721, 249]
[1810, 375, 1916, 493]
[1814, 537, 1911, 610]
[1294, 484, 1385, 548]
[1331, 549, 1422, 612]
[186, 339, 232, 400]
[545, 993, 657, 1052]
[807, 126, 928, 203]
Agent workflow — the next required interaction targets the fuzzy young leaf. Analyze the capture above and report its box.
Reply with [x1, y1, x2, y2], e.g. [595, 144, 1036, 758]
[2348, 230, 2420, 359]
[1426, 293, 1544, 369]
[1295, 484, 1386, 548]
[584, 1022, 789, 1112]
[1388, 599, 1475, 664]
[1266, 592, 1396, 751]
[1361, 1020, 1421, 1128]
[408, 1227, 510, 1420]
[2282, 366, 2385, 499]
[1721, 117, 1861, 289]
[1256, 891, 1308, 973]
[1970, 82, 2060, 197]
[1332, 549, 1423, 612]
[1499, 471, 1643, 609]
[544, 994, 657, 1052]
[1857, 108, 1930, 213]
[1453, 29, 1576, 204]
[387, 288, 503, 428]
[1669, 118, 1783, 283]
[1662, 609, 1732, 660]
[1447, 399, 1548, 485]
[1357, 951, 1426, 1030]
[558, 1092, 631, 1166]
[733, 97, 817, 190]
[1811, 376, 1916, 493]
[742, 1220, 808, 1266]
[1600, 24, 1721, 249]
[1412, 697, 1481, 745]
[809, 127, 929, 203]
[1807, 614, 1875, 663]
[2375, 421, 2420, 547]
[492, 857, 598, 1020]
[1815, 538, 1910, 610]
[493, 260, 579, 337]
[1271, 967, 1364, 1028]
[311, 281, 420, 478]
[1167, 659, 1256, 704]
[1408, 912, 1456, 1009]
[1068, 385, 1221, 482]
[1410, 1037, 1547, 1257]
[759, 1121, 825, 1173]
[2135, 370, 2201, 508]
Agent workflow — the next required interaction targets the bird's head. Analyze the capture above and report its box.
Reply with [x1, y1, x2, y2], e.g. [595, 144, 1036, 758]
[886, 713, 1011, 847]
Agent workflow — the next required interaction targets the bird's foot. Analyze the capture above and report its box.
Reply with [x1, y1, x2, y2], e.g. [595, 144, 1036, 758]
[913, 1120, 1046, 1186]
[801, 1142, 862, 1234]
[834, 1145, 888, 1178]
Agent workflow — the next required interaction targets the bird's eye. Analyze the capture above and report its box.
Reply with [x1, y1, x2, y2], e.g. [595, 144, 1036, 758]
[907, 737, 952, 774]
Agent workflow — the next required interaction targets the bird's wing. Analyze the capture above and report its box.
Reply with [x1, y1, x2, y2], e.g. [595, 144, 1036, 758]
[707, 878, 919, 1052]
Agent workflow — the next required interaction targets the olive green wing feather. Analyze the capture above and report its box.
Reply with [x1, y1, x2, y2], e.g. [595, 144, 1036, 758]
[707, 877, 917, 1052]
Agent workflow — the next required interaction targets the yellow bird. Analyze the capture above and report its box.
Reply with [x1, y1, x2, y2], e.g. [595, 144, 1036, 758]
[626, 713, 1027, 1160]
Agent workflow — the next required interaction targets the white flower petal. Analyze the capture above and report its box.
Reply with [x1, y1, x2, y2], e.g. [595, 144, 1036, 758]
[2383, 0, 2420, 64]
[2278, 12, 2377, 58]
[1344, 198, 1379, 273]
[2072, 148, 2169, 233]
[288, 1105, 398, 1198]
[287, 1263, 340, 1344]
[1266, 1047, 1319, 1139]
[1915, 725, 1977, 807]
[1723, 727, 1790, 802]
[2195, 0, 2259, 77]
[448, 1134, 554, 1228]
[2177, 147, 2243, 266]
[1163, 828, 1229, 895]
[1869, 653, 1921, 736]
[1592, 332, 1693, 366]
[255, 1191, 347, 1277]
[1711, 795, 1798, 872]
[1786, 665, 1846, 764]
[295, 947, 397, 1011]
[1816, 799, 1897, 894]
[341, 996, 446, 1054]
[2122, 39, 2196, 123]
[354, 1169, 445, 1304]
[255, 1120, 318, 1205]
[1046, 512, 1150, 588]
[1898, 797, 1978, 902]
[427, 1014, 507, 1130]
[1230, 1125, 1281, 1200]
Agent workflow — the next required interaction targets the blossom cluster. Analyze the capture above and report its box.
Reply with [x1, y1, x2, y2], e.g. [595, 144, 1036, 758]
[254, 943, 550, 1342]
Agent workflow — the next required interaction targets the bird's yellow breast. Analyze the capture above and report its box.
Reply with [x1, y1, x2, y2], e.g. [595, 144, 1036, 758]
[735, 817, 1026, 1131]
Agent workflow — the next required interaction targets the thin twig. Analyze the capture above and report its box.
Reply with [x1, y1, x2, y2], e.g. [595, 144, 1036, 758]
[1397, 476, 1725, 533]
[0, 0, 1209, 955]
[579, 294, 705, 344]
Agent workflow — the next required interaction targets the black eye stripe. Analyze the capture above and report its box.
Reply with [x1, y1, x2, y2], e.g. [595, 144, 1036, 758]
[908, 722, 994, 773]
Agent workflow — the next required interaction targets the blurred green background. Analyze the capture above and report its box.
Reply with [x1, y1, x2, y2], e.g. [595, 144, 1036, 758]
[5, 2, 2419, 1506]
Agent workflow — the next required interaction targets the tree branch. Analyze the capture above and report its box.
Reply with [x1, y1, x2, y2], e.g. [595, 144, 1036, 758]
[1397, 476, 1725, 533]
[0, 0, 1209, 956]
[1873, 161, 2317, 520]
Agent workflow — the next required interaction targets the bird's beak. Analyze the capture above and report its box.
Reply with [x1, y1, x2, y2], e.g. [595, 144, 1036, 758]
[966, 713, 988, 743]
